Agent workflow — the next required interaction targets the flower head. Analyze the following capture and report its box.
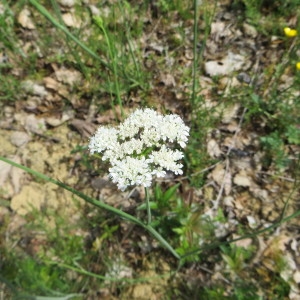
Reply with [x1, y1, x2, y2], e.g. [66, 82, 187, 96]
[89, 108, 190, 190]
[296, 62, 300, 70]
[284, 27, 297, 37]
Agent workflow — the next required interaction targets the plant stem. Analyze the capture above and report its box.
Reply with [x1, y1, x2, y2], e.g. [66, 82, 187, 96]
[93, 16, 124, 118]
[145, 187, 151, 225]
[191, 0, 199, 106]
[0, 156, 180, 259]
[191, 0, 216, 106]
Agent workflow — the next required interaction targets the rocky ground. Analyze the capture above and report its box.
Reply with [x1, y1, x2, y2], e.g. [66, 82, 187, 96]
[0, 0, 299, 299]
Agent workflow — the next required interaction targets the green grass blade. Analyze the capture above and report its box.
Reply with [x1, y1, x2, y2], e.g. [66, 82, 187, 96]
[28, 0, 111, 71]
[182, 209, 300, 259]
[0, 156, 180, 259]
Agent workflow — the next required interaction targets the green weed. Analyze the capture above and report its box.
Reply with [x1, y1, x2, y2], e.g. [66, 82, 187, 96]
[1, 251, 75, 298]
[220, 244, 255, 274]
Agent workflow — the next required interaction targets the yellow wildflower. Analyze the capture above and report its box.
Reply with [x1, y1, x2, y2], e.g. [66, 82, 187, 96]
[284, 27, 297, 37]
[296, 62, 300, 70]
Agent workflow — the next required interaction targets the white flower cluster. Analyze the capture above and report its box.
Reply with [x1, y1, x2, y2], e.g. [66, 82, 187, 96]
[89, 108, 190, 190]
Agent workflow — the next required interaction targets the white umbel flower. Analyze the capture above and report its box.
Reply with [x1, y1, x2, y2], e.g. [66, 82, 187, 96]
[149, 145, 184, 175]
[89, 108, 190, 190]
[109, 157, 153, 191]
[158, 114, 190, 148]
[89, 127, 118, 154]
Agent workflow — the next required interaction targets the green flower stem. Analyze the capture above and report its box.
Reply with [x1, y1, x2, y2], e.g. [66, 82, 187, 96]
[145, 187, 151, 225]
[0, 156, 180, 259]
[48, 260, 174, 283]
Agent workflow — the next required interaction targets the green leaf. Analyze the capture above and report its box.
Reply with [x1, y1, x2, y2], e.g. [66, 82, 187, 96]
[162, 183, 181, 202]
[154, 185, 163, 200]
[137, 202, 158, 210]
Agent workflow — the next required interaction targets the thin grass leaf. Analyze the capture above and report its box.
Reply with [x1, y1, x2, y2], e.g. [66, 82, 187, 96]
[28, 0, 110, 71]
[0, 156, 180, 259]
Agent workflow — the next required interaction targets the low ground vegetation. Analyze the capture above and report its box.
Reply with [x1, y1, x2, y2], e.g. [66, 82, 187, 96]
[0, 0, 299, 299]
